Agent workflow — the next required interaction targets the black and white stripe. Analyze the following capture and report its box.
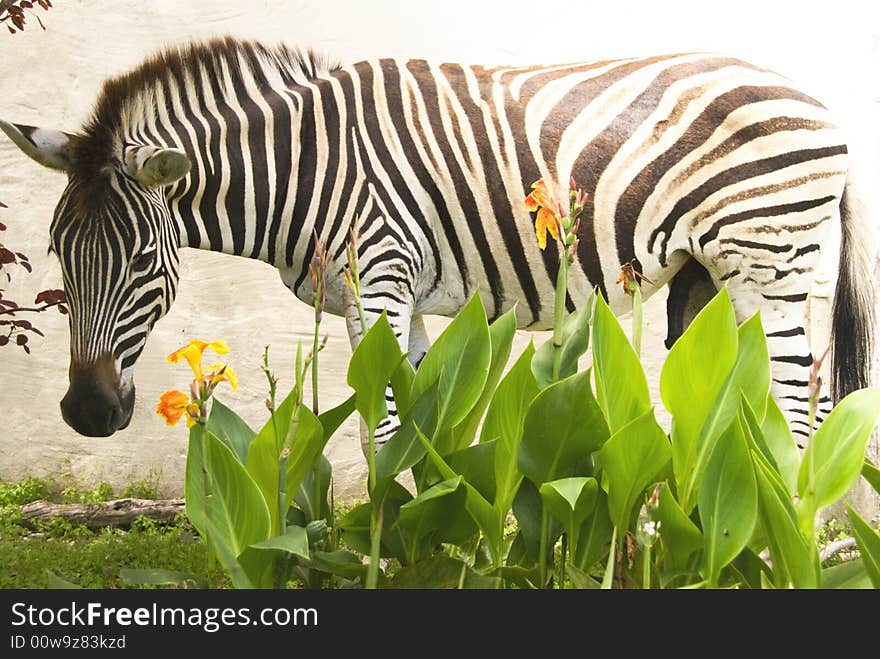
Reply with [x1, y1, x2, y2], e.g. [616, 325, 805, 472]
[5, 38, 874, 447]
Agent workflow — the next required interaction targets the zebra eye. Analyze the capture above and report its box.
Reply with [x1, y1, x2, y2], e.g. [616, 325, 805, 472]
[130, 251, 155, 272]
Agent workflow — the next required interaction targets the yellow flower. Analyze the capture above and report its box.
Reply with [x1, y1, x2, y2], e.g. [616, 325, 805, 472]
[167, 339, 230, 380]
[524, 179, 561, 250]
[156, 390, 190, 427]
[205, 362, 238, 392]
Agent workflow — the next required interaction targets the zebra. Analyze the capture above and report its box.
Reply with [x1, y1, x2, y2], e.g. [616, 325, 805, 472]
[1, 37, 874, 450]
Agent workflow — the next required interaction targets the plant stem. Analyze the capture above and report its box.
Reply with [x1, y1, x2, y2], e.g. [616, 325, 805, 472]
[539, 506, 551, 588]
[557, 533, 568, 589]
[601, 527, 617, 589]
[366, 505, 383, 589]
[631, 284, 643, 357]
[550, 255, 570, 381]
[312, 319, 320, 416]
[642, 544, 651, 589]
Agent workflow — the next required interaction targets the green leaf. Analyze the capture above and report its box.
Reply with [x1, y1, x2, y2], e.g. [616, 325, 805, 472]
[283, 406, 328, 511]
[246, 525, 310, 561]
[374, 383, 441, 492]
[596, 409, 671, 534]
[798, 387, 880, 528]
[294, 455, 331, 522]
[396, 477, 475, 559]
[302, 551, 368, 582]
[654, 482, 702, 570]
[244, 387, 300, 531]
[482, 342, 539, 515]
[592, 291, 651, 434]
[208, 397, 256, 464]
[451, 306, 518, 451]
[571, 488, 614, 571]
[390, 555, 467, 589]
[752, 450, 819, 588]
[698, 416, 757, 586]
[119, 568, 201, 588]
[337, 481, 412, 563]
[202, 431, 272, 558]
[759, 395, 799, 494]
[512, 479, 560, 564]
[413, 425, 503, 564]
[821, 558, 873, 589]
[445, 440, 497, 503]
[539, 477, 598, 551]
[318, 394, 356, 442]
[518, 370, 609, 485]
[46, 570, 81, 589]
[531, 299, 592, 389]
[863, 459, 880, 494]
[347, 312, 404, 432]
[565, 564, 601, 589]
[847, 506, 880, 587]
[390, 357, 416, 419]
[184, 427, 209, 536]
[683, 313, 770, 512]
[662, 288, 738, 508]
[411, 292, 491, 439]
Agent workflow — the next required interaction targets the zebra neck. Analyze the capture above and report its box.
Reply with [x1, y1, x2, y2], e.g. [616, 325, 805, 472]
[161, 76, 364, 294]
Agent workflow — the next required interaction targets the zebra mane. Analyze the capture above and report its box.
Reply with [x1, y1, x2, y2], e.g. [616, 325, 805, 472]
[70, 37, 339, 195]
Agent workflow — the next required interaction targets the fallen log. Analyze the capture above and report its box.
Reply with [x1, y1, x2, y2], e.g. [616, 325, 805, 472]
[20, 498, 186, 530]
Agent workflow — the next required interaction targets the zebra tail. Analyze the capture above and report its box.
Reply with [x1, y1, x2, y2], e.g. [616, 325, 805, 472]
[831, 173, 877, 402]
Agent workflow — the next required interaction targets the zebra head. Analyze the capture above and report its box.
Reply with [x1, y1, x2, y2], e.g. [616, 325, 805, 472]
[1, 120, 191, 437]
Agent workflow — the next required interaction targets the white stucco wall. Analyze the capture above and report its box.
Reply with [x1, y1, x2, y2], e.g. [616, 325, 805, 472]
[1, 0, 878, 500]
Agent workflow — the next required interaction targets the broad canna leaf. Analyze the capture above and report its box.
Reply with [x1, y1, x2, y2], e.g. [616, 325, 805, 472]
[654, 481, 702, 571]
[481, 342, 539, 516]
[531, 298, 592, 389]
[662, 288, 737, 510]
[208, 397, 256, 464]
[539, 477, 598, 551]
[797, 387, 880, 532]
[698, 416, 757, 586]
[410, 292, 491, 440]
[450, 306, 518, 451]
[596, 409, 671, 535]
[518, 370, 609, 486]
[847, 505, 880, 587]
[282, 405, 327, 511]
[592, 291, 651, 434]
[347, 312, 404, 432]
[862, 459, 880, 494]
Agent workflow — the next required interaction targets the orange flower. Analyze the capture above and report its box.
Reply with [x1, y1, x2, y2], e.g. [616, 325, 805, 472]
[524, 179, 561, 250]
[156, 390, 190, 427]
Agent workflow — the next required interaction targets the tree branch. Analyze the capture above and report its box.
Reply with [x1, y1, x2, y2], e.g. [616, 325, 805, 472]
[20, 498, 187, 530]
[0, 300, 63, 315]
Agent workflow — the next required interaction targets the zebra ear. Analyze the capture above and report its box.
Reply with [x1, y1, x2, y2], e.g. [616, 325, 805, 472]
[124, 145, 191, 188]
[0, 120, 74, 172]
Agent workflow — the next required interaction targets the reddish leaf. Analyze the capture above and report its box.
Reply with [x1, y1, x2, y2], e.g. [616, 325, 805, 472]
[0, 222, 6, 231]
[16, 334, 28, 345]
[6, 26, 15, 35]
[19, 261, 32, 273]
[13, 319, 32, 330]
[0, 248, 15, 265]
[58, 305, 68, 315]
[15, 252, 28, 261]
[20, 1, 34, 8]
[0, 299, 18, 308]
[22, 343, 30, 354]
[31, 326, 44, 337]
[0, 336, 8, 347]
[0, 200, 7, 208]
[34, 288, 66, 305]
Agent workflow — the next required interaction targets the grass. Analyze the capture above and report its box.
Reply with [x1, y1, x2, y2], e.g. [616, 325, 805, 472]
[0, 476, 228, 589]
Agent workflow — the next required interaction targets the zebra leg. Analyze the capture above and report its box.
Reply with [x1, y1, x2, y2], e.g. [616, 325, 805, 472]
[665, 258, 718, 349]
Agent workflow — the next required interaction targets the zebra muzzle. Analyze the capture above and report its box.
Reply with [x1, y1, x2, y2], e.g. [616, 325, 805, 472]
[60, 356, 134, 437]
